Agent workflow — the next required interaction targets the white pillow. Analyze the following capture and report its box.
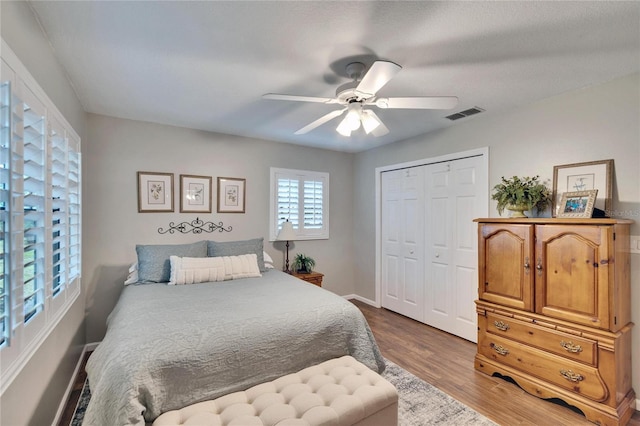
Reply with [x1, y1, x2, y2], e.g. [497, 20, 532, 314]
[124, 263, 138, 285]
[263, 251, 275, 269]
[169, 253, 261, 285]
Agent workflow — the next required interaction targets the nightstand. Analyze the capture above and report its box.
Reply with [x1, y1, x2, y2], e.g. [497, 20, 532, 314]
[291, 271, 323, 287]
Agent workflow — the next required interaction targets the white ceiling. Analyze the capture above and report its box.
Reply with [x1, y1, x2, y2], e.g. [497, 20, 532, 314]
[28, 1, 640, 153]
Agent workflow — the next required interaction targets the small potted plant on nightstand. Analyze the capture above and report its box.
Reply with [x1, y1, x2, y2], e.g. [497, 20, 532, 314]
[492, 175, 551, 217]
[292, 253, 315, 274]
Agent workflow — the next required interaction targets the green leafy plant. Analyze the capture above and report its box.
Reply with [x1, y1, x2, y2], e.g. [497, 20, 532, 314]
[491, 175, 551, 216]
[292, 253, 316, 274]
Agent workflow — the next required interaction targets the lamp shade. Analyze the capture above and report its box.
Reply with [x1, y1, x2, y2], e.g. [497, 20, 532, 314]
[276, 221, 297, 241]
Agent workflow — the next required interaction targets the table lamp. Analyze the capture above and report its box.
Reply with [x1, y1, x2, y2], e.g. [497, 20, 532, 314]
[276, 220, 296, 273]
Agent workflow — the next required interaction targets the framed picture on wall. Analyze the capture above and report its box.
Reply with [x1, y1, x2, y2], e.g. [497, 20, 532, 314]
[217, 177, 246, 213]
[180, 174, 212, 213]
[552, 159, 613, 217]
[137, 171, 174, 212]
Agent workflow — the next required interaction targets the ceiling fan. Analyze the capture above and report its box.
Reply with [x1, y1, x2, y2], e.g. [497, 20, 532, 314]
[263, 60, 458, 137]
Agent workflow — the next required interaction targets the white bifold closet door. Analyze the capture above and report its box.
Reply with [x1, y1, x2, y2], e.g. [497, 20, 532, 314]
[381, 166, 424, 322]
[423, 156, 484, 342]
[381, 154, 485, 342]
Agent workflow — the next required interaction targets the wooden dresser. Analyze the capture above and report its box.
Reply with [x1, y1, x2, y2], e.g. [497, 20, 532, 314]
[291, 271, 323, 287]
[474, 218, 635, 426]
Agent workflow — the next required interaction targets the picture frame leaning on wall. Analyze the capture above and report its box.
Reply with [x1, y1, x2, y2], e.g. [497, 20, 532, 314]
[552, 159, 613, 217]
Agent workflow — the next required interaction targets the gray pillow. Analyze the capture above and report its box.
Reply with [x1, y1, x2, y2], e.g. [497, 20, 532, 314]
[208, 238, 265, 272]
[136, 241, 208, 283]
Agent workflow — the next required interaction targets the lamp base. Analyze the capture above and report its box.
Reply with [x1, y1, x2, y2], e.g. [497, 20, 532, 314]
[283, 241, 292, 274]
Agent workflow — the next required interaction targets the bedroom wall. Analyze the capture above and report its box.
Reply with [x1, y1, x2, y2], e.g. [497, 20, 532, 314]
[82, 114, 355, 342]
[1, 1, 88, 425]
[352, 72, 640, 403]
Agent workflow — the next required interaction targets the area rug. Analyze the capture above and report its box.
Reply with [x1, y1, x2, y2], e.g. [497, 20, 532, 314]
[71, 359, 496, 425]
[383, 359, 496, 425]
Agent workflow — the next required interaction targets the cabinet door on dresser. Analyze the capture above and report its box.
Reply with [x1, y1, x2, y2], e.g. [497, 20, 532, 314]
[478, 223, 534, 311]
[535, 225, 611, 330]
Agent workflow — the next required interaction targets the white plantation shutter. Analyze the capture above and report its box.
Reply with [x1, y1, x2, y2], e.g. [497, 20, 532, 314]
[21, 83, 47, 325]
[1, 41, 81, 393]
[303, 179, 323, 230]
[270, 168, 329, 241]
[277, 177, 299, 229]
[0, 76, 13, 347]
[67, 135, 81, 283]
[50, 115, 67, 298]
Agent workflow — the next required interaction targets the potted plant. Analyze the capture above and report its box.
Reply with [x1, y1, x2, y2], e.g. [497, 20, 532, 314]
[491, 175, 551, 217]
[292, 253, 316, 274]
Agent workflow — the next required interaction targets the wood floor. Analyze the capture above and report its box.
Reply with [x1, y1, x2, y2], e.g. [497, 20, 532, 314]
[351, 299, 640, 426]
[59, 300, 639, 425]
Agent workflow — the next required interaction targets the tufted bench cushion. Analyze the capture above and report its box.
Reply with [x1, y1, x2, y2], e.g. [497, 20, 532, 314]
[153, 356, 398, 426]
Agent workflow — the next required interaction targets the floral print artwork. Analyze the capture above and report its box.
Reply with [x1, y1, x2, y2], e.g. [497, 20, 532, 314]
[148, 181, 165, 204]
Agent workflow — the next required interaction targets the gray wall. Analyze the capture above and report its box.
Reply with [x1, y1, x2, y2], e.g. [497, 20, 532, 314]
[1, 1, 87, 425]
[353, 72, 640, 401]
[83, 114, 355, 342]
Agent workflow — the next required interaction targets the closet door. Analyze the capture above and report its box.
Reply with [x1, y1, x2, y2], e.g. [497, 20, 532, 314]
[381, 167, 424, 321]
[424, 156, 485, 342]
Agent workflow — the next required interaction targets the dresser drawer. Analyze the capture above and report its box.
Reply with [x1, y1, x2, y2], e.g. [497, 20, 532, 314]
[485, 312, 596, 365]
[478, 333, 608, 402]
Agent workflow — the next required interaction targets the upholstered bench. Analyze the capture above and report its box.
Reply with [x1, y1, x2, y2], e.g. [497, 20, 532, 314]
[153, 356, 398, 426]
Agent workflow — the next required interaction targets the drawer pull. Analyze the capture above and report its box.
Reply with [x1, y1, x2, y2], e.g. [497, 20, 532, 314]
[560, 369, 584, 382]
[560, 341, 583, 353]
[490, 343, 509, 356]
[494, 321, 510, 331]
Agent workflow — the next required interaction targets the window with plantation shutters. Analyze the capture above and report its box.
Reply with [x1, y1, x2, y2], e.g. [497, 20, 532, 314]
[1, 41, 81, 393]
[270, 168, 329, 241]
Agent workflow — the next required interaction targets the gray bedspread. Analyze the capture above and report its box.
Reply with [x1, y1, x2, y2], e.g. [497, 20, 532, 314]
[84, 270, 385, 425]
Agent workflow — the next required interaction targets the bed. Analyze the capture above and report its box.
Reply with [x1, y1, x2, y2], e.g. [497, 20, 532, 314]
[84, 264, 385, 425]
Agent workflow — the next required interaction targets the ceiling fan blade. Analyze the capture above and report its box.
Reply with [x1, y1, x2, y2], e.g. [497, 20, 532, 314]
[263, 93, 337, 104]
[355, 61, 402, 97]
[294, 108, 346, 135]
[376, 96, 458, 110]
[365, 110, 389, 137]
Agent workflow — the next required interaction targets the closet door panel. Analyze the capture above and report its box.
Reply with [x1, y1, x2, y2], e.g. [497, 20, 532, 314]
[381, 167, 424, 321]
[425, 156, 485, 342]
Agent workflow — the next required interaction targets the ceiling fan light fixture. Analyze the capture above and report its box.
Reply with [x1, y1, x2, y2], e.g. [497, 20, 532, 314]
[345, 104, 362, 131]
[336, 117, 353, 137]
[264, 60, 456, 138]
[361, 110, 380, 134]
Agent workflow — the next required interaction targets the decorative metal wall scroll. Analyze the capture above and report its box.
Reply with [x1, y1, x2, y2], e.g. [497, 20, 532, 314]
[158, 217, 233, 234]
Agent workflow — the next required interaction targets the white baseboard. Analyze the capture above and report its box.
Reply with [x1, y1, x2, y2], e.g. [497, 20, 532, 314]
[343, 294, 380, 308]
[51, 342, 100, 426]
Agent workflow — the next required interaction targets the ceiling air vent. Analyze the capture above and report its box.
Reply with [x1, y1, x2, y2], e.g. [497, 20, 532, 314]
[446, 106, 485, 121]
